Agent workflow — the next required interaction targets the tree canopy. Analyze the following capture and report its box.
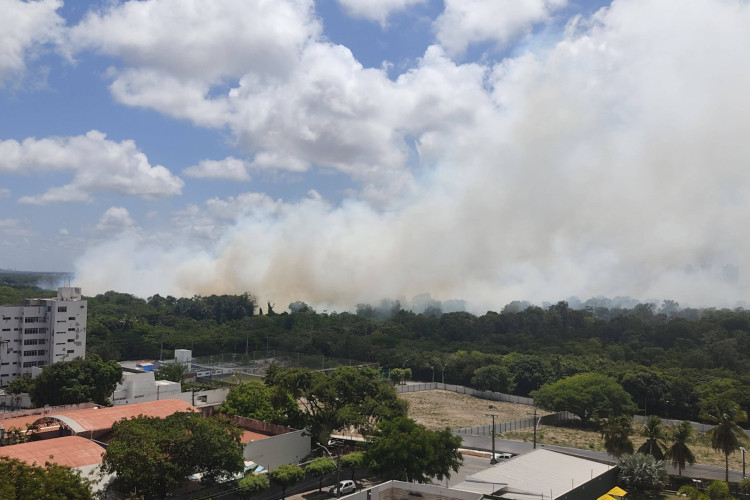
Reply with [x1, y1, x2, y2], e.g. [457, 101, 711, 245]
[101, 412, 244, 499]
[532, 373, 636, 422]
[219, 380, 298, 425]
[265, 365, 407, 443]
[366, 417, 462, 483]
[31, 354, 122, 406]
[0, 457, 94, 500]
[270, 464, 305, 500]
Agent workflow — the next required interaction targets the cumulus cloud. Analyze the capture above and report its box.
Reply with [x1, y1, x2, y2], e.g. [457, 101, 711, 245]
[335, 0, 426, 26]
[96, 207, 139, 233]
[76, 0, 750, 311]
[183, 157, 252, 181]
[434, 0, 566, 57]
[0, 130, 183, 204]
[0, 0, 64, 85]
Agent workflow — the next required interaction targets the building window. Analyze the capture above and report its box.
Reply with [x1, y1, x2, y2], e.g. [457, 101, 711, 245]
[57, 306, 67, 312]
[24, 317, 39, 323]
[69, 317, 75, 321]
[23, 339, 39, 345]
[67, 350, 75, 354]
[68, 328, 76, 331]
[1, 328, 9, 332]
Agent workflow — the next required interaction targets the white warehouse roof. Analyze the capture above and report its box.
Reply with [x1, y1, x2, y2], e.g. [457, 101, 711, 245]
[452, 448, 612, 500]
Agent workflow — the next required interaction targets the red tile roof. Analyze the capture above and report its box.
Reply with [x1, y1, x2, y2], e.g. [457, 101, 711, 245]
[240, 429, 271, 443]
[0, 436, 105, 468]
[37, 399, 197, 434]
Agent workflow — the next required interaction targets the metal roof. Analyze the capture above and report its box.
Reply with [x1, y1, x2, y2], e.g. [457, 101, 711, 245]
[0, 436, 105, 468]
[452, 448, 612, 500]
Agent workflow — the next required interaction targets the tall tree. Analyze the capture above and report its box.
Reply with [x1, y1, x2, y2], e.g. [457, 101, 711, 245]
[31, 354, 122, 406]
[366, 417, 462, 483]
[101, 412, 244, 498]
[219, 380, 299, 425]
[701, 399, 749, 482]
[532, 373, 636, 423]
[637, 415, 666, 459]
[665, 421, 696, 476]
[266, 366, 407, 444]
[601, 415, 634, 458]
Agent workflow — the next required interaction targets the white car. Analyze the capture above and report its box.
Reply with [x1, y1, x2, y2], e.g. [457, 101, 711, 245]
[492, 452, 513, 461]
[329, 480, 358, 497]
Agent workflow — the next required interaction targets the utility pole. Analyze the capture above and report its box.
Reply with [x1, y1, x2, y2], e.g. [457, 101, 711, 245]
[533, 407, 539, 449]
[486, 414, 497, 464]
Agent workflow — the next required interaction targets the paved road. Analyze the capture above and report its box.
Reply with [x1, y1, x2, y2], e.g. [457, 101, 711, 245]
[456, 434, 745, 483]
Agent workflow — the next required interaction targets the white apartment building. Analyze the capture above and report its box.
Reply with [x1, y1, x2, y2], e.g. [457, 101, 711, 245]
[0, 287, 87, 386]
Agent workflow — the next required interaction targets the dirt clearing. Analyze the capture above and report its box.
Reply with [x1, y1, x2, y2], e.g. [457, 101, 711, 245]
[400, 389, 547, 429]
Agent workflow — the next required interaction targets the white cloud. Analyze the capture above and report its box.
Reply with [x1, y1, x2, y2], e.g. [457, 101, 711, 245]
[69, 0, 319, 83]
[0, 0, 64, 85]
[183, 157, 252, 181]
[434, 0, 566, 57]
[334, 0, 426, 26]
[0, 188, 9, 198]
[0, 218, 33, 238]
[59, 228, 68, 235]
[75, 0, 750, 310]
[96, 207, 139, 233]
[0, 130, 184, 204]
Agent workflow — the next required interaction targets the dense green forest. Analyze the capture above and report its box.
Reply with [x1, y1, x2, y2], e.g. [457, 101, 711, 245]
[2, 274, 749, 424]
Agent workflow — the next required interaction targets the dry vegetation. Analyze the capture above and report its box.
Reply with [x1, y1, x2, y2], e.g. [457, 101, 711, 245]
[400, 389, 550, 429]
[401, 389, 745, 471]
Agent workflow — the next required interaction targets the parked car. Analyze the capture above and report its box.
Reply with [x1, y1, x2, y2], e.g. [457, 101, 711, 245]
[491, 452, 513, 462]
[329, 480, 358, 497]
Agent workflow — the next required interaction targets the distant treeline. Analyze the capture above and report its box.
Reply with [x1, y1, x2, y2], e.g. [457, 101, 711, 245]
[2, 275, 749, 424]
[75, 290, 750, 423]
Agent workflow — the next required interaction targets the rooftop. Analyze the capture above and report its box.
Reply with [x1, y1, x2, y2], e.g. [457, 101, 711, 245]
[452, 448, 612, 500]
[33, 399, 196, 435]
[0, 436, 105, 468]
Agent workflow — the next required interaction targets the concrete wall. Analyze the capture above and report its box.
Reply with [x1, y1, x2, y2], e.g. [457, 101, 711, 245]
[244, 429, 310, 470]
[111, 371, 181, 406]
[172, 387, 230, 409]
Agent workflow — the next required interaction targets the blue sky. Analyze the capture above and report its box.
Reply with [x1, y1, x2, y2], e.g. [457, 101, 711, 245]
[2, 0, 750, 312]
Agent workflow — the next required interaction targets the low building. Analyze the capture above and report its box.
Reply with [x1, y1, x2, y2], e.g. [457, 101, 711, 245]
[111, 369, 181, 405]
[452, 449, 617, 500]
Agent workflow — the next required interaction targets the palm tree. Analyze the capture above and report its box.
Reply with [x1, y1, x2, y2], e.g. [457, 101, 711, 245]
[602, 415, 634, 459]
[702, 401, 748, 482]
[638, 415, 666, 459]
[665, 421, 696, 475]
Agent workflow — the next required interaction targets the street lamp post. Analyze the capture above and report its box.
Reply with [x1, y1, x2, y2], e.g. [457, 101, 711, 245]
[317, 443, 342, 498]
[486, 414, 497, 464]
[741, 447, 746, 479]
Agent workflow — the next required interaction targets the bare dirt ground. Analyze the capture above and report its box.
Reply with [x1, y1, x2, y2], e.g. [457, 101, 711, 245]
[400, 389, 549, 429]
[400, 390, 743, 471]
